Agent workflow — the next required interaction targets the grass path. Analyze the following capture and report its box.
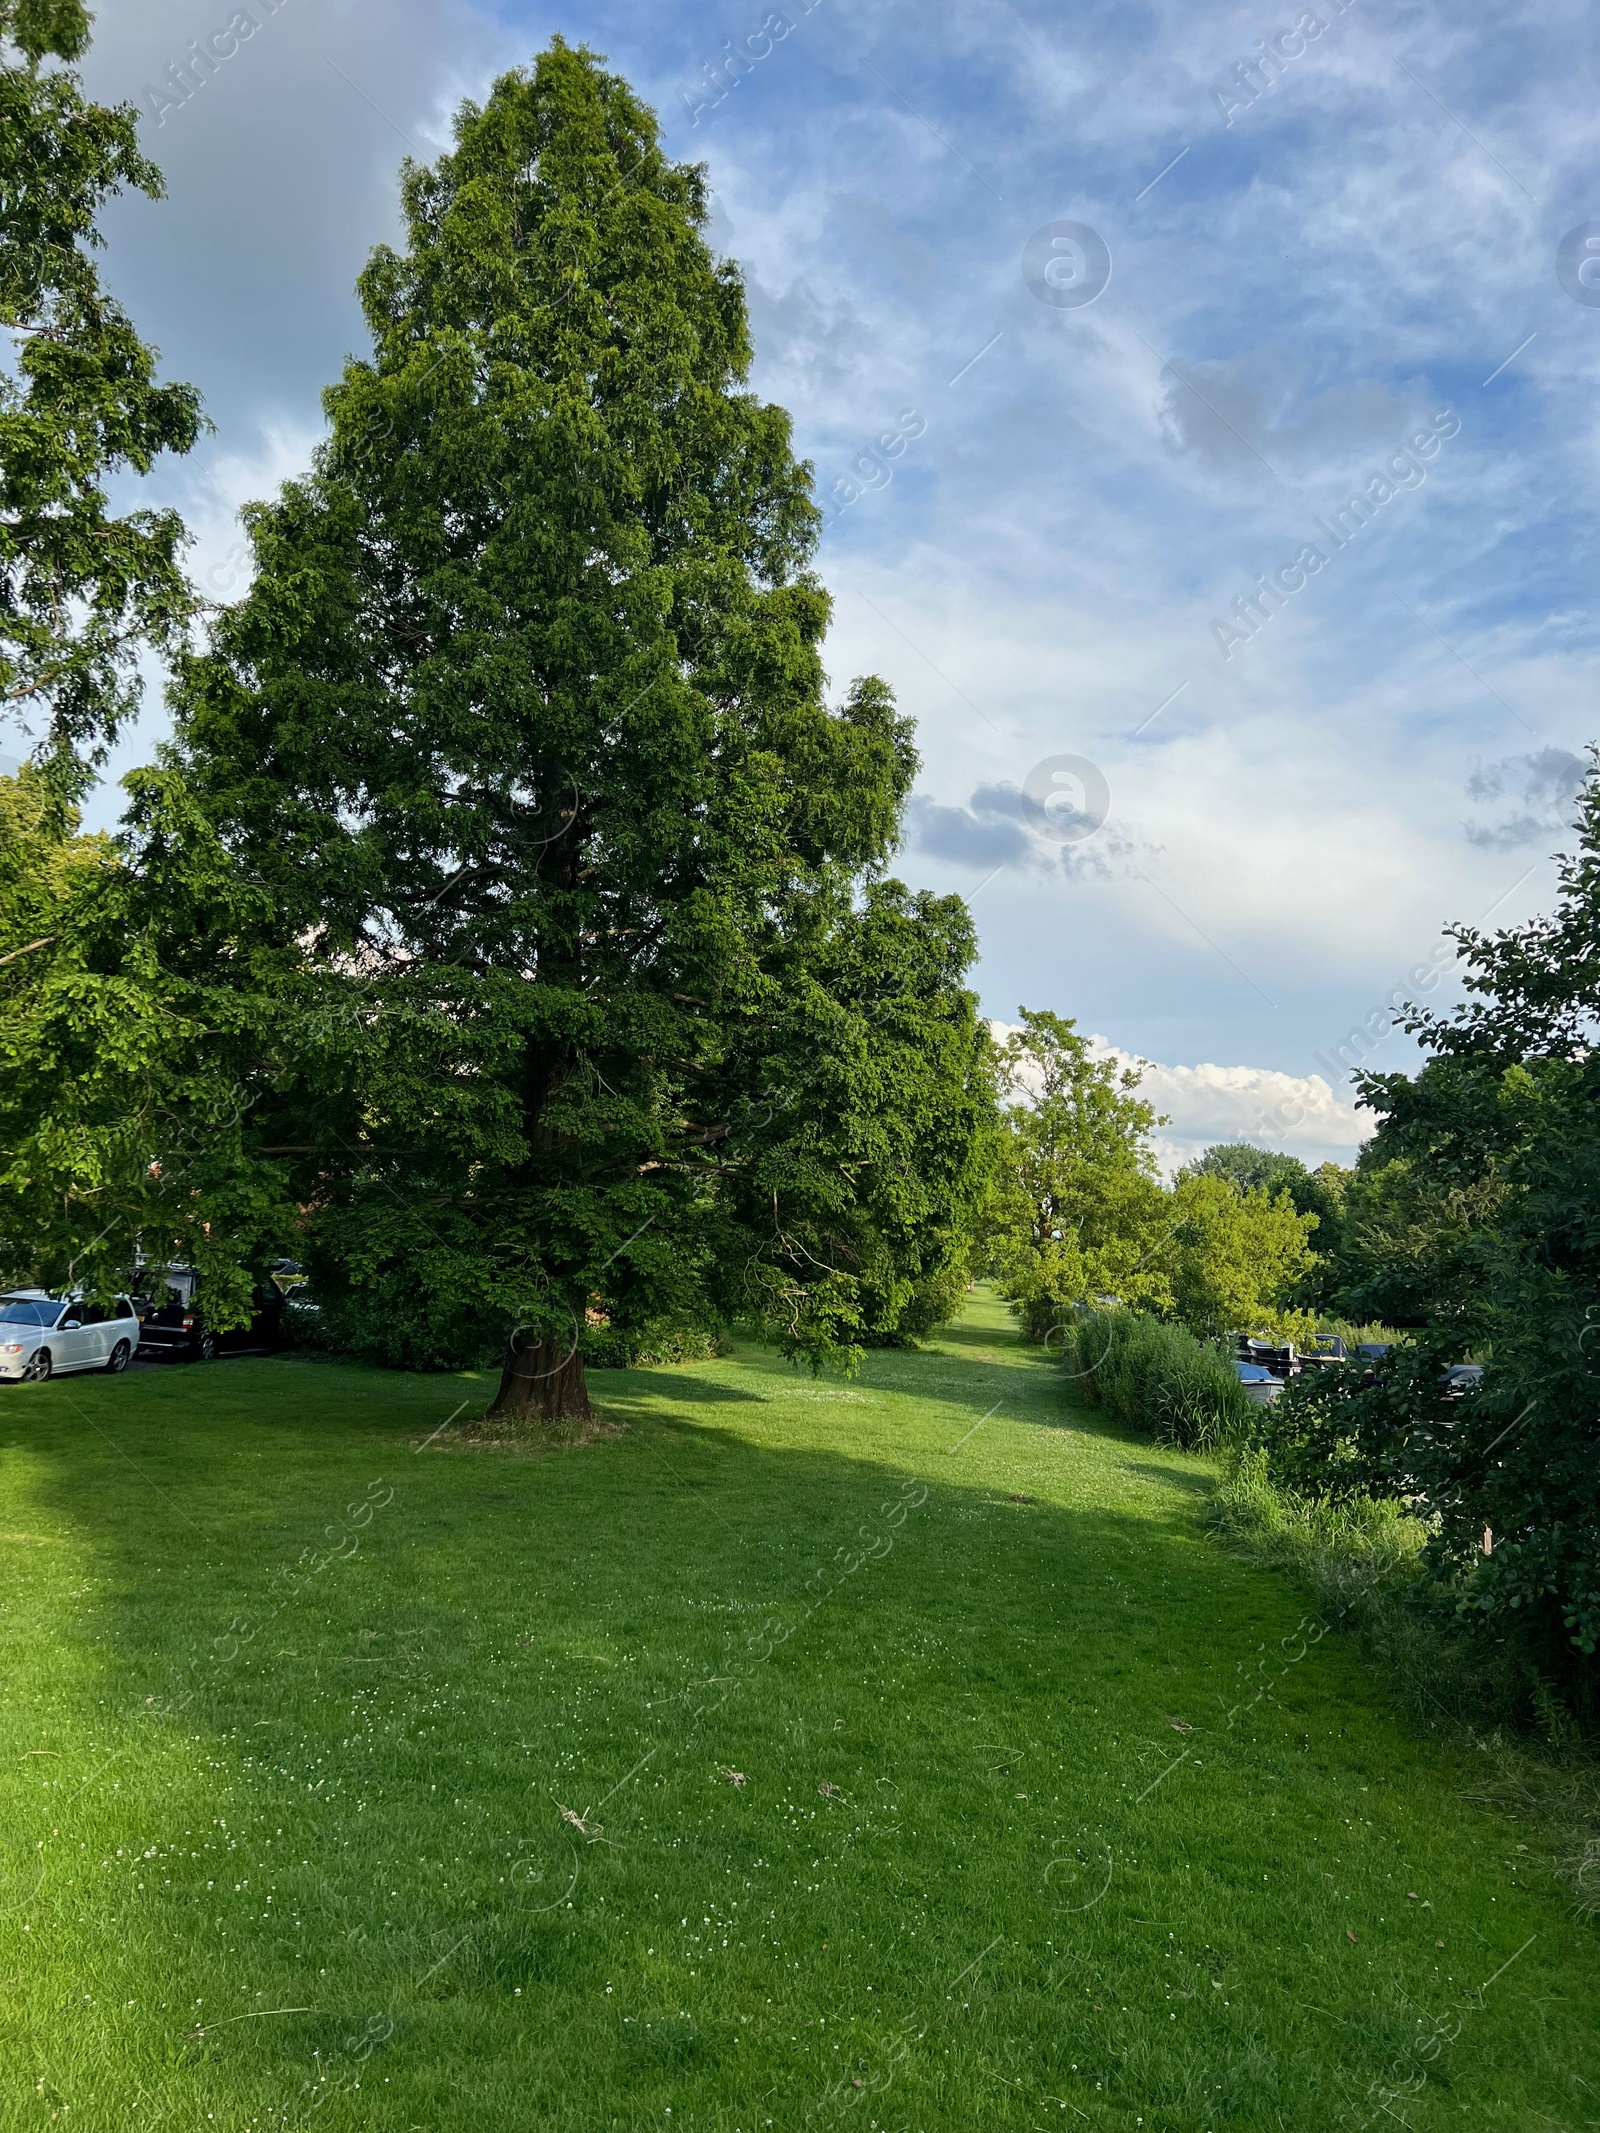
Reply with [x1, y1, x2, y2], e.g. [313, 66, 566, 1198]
[1, 1292, 1595, 2130]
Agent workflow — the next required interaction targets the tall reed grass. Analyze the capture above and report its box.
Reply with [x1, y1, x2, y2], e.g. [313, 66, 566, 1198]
[1065, 1307, 1252, 1450]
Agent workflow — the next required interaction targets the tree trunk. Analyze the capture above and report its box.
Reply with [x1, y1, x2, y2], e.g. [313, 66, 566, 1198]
[487, 1335, 592, 1424]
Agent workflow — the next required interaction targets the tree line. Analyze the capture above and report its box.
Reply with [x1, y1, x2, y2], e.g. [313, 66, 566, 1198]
[975, 845, 1600, 1710]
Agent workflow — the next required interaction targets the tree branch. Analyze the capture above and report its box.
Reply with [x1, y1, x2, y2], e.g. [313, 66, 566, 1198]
[0, 933, 57, 967]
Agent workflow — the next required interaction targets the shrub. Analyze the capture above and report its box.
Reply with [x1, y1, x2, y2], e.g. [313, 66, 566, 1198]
[581, 1321, 723, 1369]
[285, 1279, 500, 1371]
[1307, 1317, 1406, 1349]
[1066, 1307, 1252, 1450]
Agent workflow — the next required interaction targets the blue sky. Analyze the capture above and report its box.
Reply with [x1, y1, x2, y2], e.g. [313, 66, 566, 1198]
[56, 0, 1600, 1167]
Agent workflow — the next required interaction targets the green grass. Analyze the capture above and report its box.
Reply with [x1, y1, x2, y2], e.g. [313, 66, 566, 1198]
[2, 1291, 1596, 2131]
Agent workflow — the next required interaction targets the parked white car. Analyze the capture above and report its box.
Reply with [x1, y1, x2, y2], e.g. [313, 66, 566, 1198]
[1234, 1360, 1283, 1406]
[0, 1290, 140, 1381]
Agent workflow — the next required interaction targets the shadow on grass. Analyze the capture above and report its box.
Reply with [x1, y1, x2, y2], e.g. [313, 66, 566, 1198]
[608, 1326, 1184, 1481]
[7, 1353, 1596, 2128]
[1119, 1459, 1213, 1496]
[585, 1362, 768, 1410]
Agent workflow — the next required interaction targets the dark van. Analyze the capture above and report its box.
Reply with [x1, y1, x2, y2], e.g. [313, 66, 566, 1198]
[133, 1263, 301, 1361]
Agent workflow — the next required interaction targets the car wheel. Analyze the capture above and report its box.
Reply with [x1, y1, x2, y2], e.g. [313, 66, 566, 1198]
[105, 1340, 131, 1375]
[22, 1348, 52, 1383]
[197, 1331, 219, 1362]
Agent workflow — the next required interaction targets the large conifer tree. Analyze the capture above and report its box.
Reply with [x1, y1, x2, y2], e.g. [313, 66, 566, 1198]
[176, 43, 989, 1419]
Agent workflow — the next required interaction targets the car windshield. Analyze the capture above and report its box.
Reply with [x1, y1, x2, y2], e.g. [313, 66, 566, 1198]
[136, 1276, 188, 1309]
[139, 1268, 196, 1307]
[0, 1296, 63, 1327]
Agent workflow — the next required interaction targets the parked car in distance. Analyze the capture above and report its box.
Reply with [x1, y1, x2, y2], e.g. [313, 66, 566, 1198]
[1355, 1341, 1392, 1362]
[1235, 1335, 1300, 1380]
[133, 1263, 298, 1362]
[1302, 1333, 1349, 1365]
[0, 1290, 139, 1381]
[1442, 1363, 1484, 1398]
[1234, 1360, 1282, 1405]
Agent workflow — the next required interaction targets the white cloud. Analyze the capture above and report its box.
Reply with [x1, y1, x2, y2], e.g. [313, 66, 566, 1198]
[991, 1020, 1369, 1176]
[1091, 1041, 1369, 1175]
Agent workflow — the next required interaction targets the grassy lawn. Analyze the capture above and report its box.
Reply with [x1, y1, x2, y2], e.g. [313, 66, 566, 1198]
[2, 1291, 1595, 2131]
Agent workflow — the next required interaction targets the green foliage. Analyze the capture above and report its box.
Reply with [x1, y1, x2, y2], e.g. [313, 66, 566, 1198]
[1240, 752, 1600, 1698]
[171, 45, 988, 1398]
[1182, 1142, 1350, 1307]
[0, 3, 259, 1318]
[0, 0, 202, 758]
[987, 1020, 1318, 1344]
[0, 0, 90, 62]
[579, 1319, 722, 1369]
[1181, 1141, 1346, 1227]
[1313, 1150, 1506, 1328]
[1163, 1170, 1319, 1339]
[714, 878, 993, 1361]
[871, 1255, 973, 1345]
[1249, 1338, 1480, 1519]
[1306, 1316, 1406, 1348]
[1066, 1306, 1253, 1449]
[0, 762, 301, 1323]
[988, 1009, 1170, 1338]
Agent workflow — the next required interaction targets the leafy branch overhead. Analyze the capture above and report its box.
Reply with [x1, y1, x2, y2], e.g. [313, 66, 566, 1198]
[0, 0, 203, 759]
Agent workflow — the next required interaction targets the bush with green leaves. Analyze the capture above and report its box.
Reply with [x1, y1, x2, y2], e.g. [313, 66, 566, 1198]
[1066, 1307, 1253, 1450]
[580, 1321, 723, 1370]
[1278, 753, 1600, 1708]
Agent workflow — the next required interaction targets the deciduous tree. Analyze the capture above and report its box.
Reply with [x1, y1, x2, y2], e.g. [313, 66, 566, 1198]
[0, 759, 299, 1314]
[0, 0, 201, 759]
[1261, 752, 1600, 1698]
[987, 1009, 1171, 1339]
[1163, 1170, 1317, 1338]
